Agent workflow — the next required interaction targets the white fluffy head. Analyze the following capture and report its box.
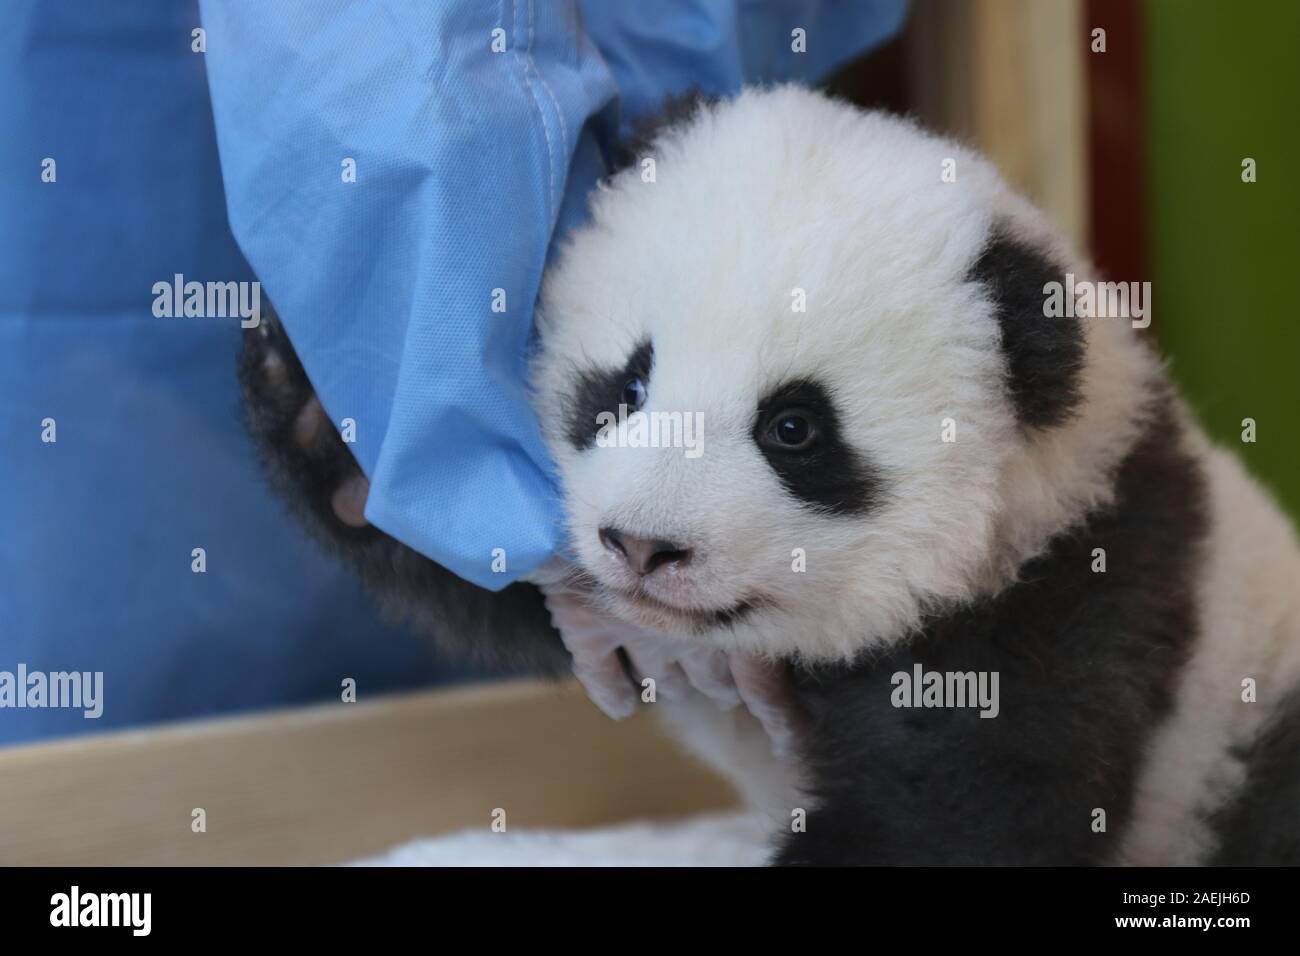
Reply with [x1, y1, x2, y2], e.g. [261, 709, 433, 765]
[532, 86, 1157, 662]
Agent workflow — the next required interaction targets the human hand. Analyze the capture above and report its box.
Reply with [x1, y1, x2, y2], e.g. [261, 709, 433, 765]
[533, 559, 805, 758]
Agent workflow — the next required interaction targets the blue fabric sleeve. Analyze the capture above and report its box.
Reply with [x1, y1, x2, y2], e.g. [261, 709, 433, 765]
[583, 0, 909, 123]
[199, 0, 907, 591]
[0, 0, 482, 743]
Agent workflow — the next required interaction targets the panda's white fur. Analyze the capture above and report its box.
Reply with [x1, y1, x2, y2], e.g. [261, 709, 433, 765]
[531, 86, 1300, 863]
[535, 85, 1161, 660]
[1121, 433, 1300, 864]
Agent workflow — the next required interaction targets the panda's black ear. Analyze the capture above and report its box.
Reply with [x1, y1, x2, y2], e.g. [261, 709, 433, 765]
[968, 230, 1085, 430]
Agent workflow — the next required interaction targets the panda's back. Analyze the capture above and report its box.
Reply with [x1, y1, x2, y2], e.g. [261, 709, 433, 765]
[1121, 427, 1300, 864]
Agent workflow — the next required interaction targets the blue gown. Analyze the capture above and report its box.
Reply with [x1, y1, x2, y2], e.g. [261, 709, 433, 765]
[0, 0, 906, 743]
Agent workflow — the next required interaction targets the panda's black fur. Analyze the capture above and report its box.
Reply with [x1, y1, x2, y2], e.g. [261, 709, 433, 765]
[238, 306, 566, 677]
[778, 394, 1207, 864]
[1207, 689, 1300, 865]
[969, 232, 1087, 430]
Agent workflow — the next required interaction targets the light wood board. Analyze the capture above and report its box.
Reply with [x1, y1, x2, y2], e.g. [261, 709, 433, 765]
[0, 680, 738, 866]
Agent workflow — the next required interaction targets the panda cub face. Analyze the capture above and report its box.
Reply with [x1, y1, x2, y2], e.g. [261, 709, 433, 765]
[533, 86, 1114, 662]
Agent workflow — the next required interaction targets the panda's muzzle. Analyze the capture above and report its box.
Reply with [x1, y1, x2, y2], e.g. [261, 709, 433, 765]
[598, 526, 693, 578]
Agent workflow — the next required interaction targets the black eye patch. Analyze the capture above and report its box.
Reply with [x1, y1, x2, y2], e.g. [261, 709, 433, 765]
[753, 379, 881, 516]
[565, 339, 654, 450]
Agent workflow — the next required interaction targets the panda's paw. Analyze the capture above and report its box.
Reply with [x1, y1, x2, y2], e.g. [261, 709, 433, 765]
[237, 301, 569, 675]
[237, 302, 376, 543]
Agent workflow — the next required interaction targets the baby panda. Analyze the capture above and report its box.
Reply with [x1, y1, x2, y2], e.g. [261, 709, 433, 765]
[243, 86, 1300, 865]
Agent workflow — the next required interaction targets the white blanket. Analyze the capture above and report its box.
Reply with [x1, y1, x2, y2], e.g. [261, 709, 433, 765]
[356, 811, 772, 867]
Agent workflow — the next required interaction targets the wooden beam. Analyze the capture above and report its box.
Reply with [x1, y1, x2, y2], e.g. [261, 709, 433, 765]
[908, 0, 1088, 247]
[0, 680, 738, 866]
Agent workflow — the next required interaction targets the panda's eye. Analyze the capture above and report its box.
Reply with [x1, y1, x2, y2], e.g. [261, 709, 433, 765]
[621, 376, 647, 411]
[762, 410, 818, 451]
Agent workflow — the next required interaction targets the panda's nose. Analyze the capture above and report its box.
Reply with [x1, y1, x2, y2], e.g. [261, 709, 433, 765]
[599, 527, 693, 577]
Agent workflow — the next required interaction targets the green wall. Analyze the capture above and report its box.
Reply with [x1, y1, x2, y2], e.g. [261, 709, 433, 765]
[1147, 0, 1300, 519]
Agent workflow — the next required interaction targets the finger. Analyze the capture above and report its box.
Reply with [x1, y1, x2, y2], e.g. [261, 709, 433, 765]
[624, 645, 690, 702]
[676, 646, 741, 709]
[730, 655, 805, 760]
[557, 622, 620, 659]
[261, 350, 288, 389]
[294, 394, 327, 448]
[545, 594, 620, 658]
[656, 661, 690, 702]
[543, 590, 640, 717]
[331, 473, 371, 527]
[571, 648, 639, 720]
